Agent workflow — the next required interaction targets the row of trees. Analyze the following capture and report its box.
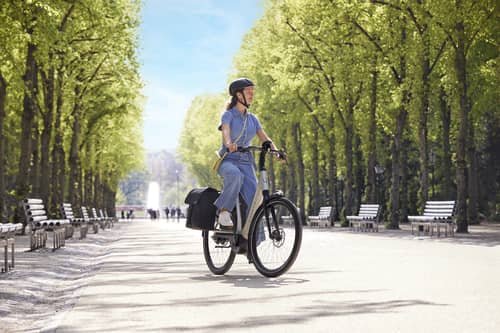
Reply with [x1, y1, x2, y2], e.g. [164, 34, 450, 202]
[179, 0, 498, 232]
[0, 0, 143, 227]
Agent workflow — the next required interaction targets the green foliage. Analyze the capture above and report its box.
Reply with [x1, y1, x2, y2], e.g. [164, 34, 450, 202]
[0, 0, 143, 219]
[178, 94, 226, 188]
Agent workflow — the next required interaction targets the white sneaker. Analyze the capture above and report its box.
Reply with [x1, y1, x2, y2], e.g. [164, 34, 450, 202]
[218, 211, 233, 227]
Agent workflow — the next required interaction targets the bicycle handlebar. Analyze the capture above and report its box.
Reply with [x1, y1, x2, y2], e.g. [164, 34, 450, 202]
[236, 145, 287, 163]
[237, 145, 284, 155]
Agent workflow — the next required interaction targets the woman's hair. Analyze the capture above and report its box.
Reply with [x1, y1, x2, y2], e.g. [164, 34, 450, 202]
[225, 95, 238, 110]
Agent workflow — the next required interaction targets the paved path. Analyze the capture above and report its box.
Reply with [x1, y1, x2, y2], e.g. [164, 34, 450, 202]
[54, 220, 500, 333]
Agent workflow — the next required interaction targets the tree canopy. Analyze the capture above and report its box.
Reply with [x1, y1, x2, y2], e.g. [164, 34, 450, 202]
[0, 0, 144, 224]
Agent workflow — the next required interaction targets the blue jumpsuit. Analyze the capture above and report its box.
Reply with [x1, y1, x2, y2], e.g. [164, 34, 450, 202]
[214, 107, 262, 213]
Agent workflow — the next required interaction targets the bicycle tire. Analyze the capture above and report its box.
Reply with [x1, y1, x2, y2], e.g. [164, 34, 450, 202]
[202, 230, 236, 275]
[248, 197, 302, 277]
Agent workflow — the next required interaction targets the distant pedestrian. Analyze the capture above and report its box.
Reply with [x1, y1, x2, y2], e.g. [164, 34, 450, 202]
[176, 207, 181, 220]
[121, 211, 125, 219]
[165, 207, 170, 219]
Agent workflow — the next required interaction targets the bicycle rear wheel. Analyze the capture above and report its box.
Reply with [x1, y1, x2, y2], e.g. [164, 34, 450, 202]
[248, 197, 302, 277]
[202, 230, 236, 275]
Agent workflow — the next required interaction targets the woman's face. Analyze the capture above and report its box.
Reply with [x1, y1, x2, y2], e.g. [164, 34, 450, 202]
[239, 86, 255, 104]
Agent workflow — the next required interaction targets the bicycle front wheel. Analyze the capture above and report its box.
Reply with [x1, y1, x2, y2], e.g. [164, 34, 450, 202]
[202, 230, 236, 275]
[248, 197, 302, 277]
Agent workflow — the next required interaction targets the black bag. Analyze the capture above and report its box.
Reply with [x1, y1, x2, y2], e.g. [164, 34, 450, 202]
[184, 187, 219, 230]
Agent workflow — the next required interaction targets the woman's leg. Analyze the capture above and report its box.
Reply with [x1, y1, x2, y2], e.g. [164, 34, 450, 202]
[214, 160, 244, 211]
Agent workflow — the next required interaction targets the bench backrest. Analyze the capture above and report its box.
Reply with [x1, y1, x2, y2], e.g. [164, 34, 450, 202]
[23, 198, 48, 228]
[91, 208, 100, 219]
[357, 204, 380, 217]
[318, 206, 332, 217]
[61, 203, 75, 220]
[81, 207, 91, 221]
[422, 201, 455, 218]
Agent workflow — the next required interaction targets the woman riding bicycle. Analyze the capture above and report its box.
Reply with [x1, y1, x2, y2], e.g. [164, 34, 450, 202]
[214, 78, 280, 228]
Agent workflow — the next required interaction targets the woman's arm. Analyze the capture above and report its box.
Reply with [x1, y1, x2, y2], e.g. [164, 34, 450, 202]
[221, 123, 238, 152]
[256, 128, 278, 150]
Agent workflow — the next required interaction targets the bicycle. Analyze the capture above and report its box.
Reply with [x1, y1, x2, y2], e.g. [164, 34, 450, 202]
[202, 144, 302, 278]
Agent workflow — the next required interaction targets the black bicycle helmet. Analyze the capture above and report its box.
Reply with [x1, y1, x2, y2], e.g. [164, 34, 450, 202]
[228, 78, 254, 96]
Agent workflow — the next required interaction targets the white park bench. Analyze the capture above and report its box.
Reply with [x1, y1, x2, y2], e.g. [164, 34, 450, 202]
[91, 207, 109, 230]
[81, 207, 99, 234]
[99, 208, 114, 228]
[308, 206, 333, 227]
[409, 201, 456, 237]
[102, 209, 118, 225]
[61, 203, 89, 239]
[22, 198, 69, 251]
[0, 223, 23, 273]
[347, 204, 381, 232]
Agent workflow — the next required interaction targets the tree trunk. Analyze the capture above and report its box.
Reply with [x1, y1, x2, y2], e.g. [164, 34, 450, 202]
[482, 113, 499, 217]
[366, 60, 378, 203]
[280, 140, 287, 196]
[354, 134, 364, 210]
[388, 22, 408, 230]
[288, 157, 297, 204]
[343, 102, 354, 226]
[328, 114, 337, 224]
[15, 40, 38, 227]
[388, 106, 407, 229]
[69, 93, 82, 209]
[400, 138, 410, 223]
[467, 124, 479, 224]
[51, 69, 66, 212]
[84, 169, 93, 206]
[454, 17, 469, 233]
[418, 43, 430, 207]
[40, 65, 55, 210]
[311, 129, 320, 214]
[292, 123, 306, 224]
[0, 72, 6, 221]
[439, 87, 453, 199]
[94, 172, 101, 209]
[30, 119, 40, 197]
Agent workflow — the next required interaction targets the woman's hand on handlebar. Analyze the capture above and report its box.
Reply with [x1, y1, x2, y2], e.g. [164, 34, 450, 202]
[274, 149, 287, 162]
[261, 140, 287, 162]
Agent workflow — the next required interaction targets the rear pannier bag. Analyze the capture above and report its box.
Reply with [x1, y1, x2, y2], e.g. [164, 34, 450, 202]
[184, 187, 219, 230]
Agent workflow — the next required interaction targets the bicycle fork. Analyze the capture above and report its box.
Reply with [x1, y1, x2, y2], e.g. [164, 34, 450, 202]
[260, 170, 281, 241]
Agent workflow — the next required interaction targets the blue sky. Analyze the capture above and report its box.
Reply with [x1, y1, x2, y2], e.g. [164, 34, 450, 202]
[139, 0, 263, 152]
